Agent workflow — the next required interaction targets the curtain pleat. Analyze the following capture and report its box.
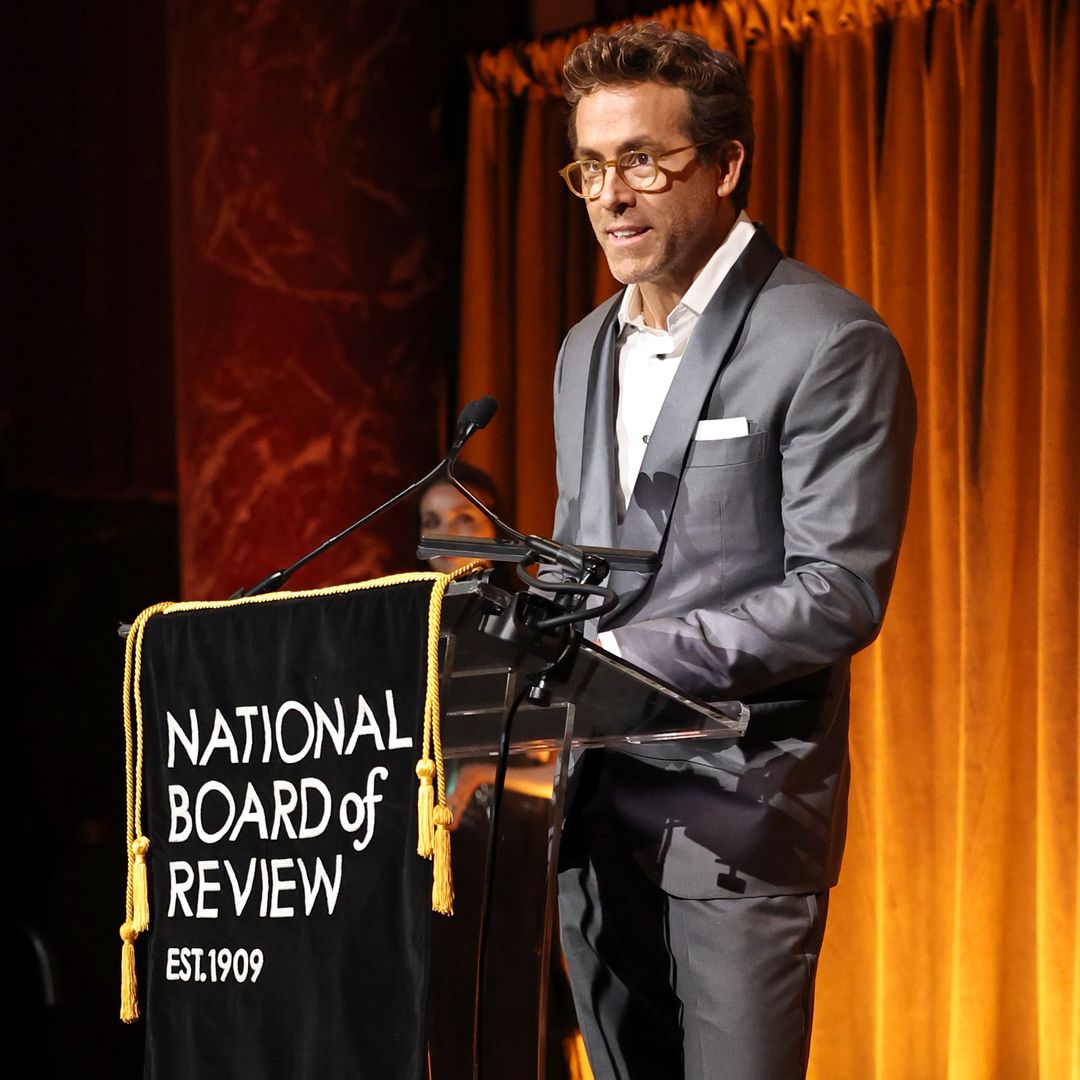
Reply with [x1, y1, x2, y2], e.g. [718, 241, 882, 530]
[459, 75, 517, 507]
[458, 2, 1079, 1075]
[513, 90, 562, 530]
[1035, 2, 1080, 1076]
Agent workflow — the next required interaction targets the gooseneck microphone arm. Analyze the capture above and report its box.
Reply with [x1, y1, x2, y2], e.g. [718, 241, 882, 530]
[444, 455, 585, 574]
[231, 397, 499, 599]
[443, 447, 620, 629]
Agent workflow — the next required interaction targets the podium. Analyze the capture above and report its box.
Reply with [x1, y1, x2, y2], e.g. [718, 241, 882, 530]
[120, 573, 747, 1080]
[429, 577, 747, 1080]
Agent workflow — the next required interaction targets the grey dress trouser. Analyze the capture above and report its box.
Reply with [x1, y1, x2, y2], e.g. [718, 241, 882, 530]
[558, 775, 829, 1080]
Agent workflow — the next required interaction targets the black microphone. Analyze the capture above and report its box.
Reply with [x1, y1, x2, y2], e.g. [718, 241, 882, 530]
[232, 396, 499, 598]
[449, 395, 497, 459]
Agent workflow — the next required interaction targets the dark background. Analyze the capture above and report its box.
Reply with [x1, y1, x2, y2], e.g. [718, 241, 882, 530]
[3, 1, 656, 1075]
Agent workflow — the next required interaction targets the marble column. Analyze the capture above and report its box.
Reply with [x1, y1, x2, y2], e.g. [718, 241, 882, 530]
[169, 0, 455, 598]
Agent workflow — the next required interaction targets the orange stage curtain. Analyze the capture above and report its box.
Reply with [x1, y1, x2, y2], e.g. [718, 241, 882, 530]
[458, 1, 1079, 1076]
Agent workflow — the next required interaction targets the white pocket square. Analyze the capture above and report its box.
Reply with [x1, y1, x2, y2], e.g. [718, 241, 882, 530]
[694, 417, 750, 440]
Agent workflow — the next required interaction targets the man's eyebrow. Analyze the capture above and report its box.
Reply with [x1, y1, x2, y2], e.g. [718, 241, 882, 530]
[572, 136, 662, 158]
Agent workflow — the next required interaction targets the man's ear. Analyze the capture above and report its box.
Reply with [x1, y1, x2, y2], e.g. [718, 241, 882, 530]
[716, 141, 746, 198]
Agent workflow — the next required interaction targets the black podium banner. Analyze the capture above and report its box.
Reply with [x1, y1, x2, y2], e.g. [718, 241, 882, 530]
[136, 581, 437, 1080]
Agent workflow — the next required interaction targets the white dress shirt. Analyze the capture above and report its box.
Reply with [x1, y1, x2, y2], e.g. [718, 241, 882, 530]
[599, 211, 756, 656]
[612, 212, 756, 514]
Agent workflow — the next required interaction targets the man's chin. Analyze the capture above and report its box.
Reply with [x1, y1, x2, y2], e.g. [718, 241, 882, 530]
[603, 257, 654, 286]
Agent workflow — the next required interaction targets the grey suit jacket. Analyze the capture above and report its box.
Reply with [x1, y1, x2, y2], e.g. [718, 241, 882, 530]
[552, 228, 916, 899]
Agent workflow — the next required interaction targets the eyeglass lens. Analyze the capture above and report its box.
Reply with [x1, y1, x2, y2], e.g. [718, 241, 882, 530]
[570, 152, 659, 197]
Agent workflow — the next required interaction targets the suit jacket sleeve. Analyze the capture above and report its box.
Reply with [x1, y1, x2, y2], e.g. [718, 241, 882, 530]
[606, 317, 917, 702]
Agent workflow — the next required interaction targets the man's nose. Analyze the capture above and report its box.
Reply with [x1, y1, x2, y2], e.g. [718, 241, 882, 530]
[595, 164, 635, 209]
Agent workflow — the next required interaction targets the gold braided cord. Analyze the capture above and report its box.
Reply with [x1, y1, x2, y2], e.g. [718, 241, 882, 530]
[422, 561, 486, 914]
[156, 569, 450, 616]
[131, 614, 153, 855]
[122, 602, 171, 921]
[421, 581, 439, 771]
[122, 612, 136, 920]
[428, 561, 487, 809]
[119, 600, 171, 1021]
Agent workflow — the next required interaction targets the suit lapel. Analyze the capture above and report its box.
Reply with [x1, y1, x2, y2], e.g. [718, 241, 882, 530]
[604, 227, 784, 620]
[576, 295, 622, 548]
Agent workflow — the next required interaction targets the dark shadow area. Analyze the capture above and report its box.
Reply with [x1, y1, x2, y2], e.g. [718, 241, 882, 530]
[8, 494, 178, 1078]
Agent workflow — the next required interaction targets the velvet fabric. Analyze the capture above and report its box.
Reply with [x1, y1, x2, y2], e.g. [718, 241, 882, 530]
[138, 582, 436, 1079]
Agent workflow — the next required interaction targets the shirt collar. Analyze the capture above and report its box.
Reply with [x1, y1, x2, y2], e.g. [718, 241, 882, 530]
[617, 211, 756, 332]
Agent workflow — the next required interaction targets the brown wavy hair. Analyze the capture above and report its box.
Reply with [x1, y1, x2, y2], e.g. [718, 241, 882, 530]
[562, 23, 754, 209]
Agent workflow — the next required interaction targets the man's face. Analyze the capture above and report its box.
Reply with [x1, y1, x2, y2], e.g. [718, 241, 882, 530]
[573, 82, 736, 301]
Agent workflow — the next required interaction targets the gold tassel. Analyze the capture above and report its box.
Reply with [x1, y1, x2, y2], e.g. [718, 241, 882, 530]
[431, 804, 454, 915]
[120, 922, 140, 1022]
[415, 758, 436, 857]
[131, 836, 151, 932]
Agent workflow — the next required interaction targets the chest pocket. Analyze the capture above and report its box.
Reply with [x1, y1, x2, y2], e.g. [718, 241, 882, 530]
[685, 430, 767, 468]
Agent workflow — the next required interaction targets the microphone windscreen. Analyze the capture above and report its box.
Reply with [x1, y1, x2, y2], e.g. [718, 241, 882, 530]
[458, 395, 498, 431]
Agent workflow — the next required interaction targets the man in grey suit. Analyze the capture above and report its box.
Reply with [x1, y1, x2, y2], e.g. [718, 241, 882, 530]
[551, 24, 916, 1080]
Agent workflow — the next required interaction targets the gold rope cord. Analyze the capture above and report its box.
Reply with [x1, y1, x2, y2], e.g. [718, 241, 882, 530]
[119, 600, 171, 1021]
[117, 563, 484, 1020]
